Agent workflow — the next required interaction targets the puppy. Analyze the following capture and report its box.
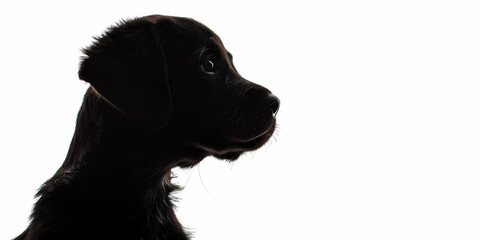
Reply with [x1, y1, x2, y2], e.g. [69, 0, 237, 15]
[15, 15, 279, 240]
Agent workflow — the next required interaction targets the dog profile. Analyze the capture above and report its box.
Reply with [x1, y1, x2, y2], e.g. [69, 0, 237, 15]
[15, 15, 279, 240]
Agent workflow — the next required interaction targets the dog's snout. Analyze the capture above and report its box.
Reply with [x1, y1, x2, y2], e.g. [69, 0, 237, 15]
[244, 86, 264, 99]
[266, 93, 280, 116]
[243, 86, 280, 116]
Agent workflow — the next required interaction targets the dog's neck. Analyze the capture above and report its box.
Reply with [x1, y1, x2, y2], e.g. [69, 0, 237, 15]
[34, 88, 196, 240]
[62, 88, 201, 184]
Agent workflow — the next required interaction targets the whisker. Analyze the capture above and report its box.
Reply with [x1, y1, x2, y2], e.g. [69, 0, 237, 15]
[197, 164, 213, 198]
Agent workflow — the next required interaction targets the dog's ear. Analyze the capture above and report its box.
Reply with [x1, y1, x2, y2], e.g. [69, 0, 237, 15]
[78, 18, 172, 129]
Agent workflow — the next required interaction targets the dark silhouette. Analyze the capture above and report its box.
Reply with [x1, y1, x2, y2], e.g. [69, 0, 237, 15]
[15, 15, 279, 240]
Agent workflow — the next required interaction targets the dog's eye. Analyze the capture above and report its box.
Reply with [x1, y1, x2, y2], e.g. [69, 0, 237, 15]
[201, 60, 217, 73]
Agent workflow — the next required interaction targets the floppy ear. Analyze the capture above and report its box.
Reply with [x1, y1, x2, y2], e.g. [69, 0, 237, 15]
[78, 18, 172, 129]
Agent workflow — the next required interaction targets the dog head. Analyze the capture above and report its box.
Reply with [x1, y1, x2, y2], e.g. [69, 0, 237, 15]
[79, 15, 279, 163]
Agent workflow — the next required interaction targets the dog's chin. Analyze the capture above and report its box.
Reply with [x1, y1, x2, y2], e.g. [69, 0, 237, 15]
[213, 151, 244, 161]
[187, 118, 276, 162]
[213, 122, 276, 161]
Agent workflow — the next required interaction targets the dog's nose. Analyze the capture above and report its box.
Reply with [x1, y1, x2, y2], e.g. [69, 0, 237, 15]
[266, 93, 280, 116]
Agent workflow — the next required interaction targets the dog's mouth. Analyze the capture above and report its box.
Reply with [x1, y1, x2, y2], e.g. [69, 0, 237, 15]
[212, 118, 277, 161]
[187, 117, 277, 162]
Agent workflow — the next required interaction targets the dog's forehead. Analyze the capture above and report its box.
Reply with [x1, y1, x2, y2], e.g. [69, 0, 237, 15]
[144, 15, 227, 52]
[208, 36, 225, 48]
[169, 17, 224, 47]
[184, 22, 220, 45]
[142, 14, 164, 24]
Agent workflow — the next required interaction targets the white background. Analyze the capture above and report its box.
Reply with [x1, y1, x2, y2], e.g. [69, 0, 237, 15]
[1, 0, 479, 239]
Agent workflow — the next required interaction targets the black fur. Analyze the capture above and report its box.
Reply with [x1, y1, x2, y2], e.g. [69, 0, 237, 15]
[15, 15, 279, 240]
